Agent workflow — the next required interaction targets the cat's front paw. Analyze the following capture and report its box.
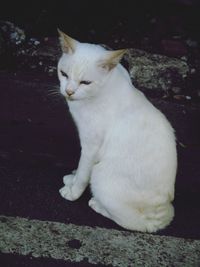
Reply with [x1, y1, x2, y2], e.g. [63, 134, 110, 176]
[59, 183, 82, 201]
[59, 185, 77, 201]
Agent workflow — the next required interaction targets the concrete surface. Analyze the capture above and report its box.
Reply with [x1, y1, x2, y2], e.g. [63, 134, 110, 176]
[1, 215, 200, 267]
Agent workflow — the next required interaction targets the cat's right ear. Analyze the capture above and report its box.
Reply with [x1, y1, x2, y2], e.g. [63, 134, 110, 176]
[98, 49, 127, 71]
[57, 29, 78, 54]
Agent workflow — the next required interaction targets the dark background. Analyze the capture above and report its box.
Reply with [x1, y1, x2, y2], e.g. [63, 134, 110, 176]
[0, 0, 200, 53]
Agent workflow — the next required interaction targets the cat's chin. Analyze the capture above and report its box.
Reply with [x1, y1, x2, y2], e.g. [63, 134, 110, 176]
[66, 95, 88, 101]
[66, 97, 74, 101]
[65, 95, 76, 101]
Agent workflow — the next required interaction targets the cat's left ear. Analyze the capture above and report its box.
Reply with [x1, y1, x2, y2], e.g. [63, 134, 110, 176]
[98, 49, 127, 71]
[57, 29, 78, 54]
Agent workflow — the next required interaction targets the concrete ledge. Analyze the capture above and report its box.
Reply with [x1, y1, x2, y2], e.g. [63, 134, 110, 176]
[0, 216, 200, 266]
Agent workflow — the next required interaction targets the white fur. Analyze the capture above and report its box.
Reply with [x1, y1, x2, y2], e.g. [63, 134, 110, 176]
[57, 39, 177, 233]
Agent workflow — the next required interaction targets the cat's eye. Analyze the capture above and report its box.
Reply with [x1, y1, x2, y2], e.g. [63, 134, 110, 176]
[60, 70, 68, 78]
[80, 80, 92, 85]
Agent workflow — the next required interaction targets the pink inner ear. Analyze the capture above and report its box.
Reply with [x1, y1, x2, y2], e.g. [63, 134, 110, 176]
[98, 49, 127, 71]
[58, 30, 78, 54]
[98, 60, 118, 71]
[97, 60, 110, 72]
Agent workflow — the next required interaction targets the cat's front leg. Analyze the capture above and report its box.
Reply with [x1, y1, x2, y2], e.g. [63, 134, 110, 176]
[59, 144, 98, 201]
[63, 170, 77, 185]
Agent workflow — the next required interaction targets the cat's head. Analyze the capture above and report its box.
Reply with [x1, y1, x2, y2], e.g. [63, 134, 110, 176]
[57, 29, 126, 101]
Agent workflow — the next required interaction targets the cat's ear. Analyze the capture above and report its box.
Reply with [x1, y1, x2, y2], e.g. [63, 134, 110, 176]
[98, 49, 127, 71]
[57, 29, 78, 54]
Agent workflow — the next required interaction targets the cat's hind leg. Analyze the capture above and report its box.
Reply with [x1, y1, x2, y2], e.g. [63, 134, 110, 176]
[88, 197, 111, 219]
[92, 199, 174, 233]
[90, 181, 174, 232]
[121, 202, 174, 233]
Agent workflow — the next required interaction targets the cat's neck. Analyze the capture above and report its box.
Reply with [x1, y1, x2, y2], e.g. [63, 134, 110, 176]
[96, 64, 134, 106]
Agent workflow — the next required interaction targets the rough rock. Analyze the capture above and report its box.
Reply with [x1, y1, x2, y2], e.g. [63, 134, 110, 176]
[0, 21, 25, 47]
[34, 42, 190, 94]
[125, 48, 189, 92]
[0, 21, 191, 94]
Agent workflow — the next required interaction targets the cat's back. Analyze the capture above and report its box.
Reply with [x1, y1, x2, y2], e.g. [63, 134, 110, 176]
[109, 82, 174, 137]
[101, 86, 176, 160]
[96, 87, 177, 197]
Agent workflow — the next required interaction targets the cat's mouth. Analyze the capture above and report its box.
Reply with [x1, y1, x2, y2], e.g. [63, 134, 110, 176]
[66, 95, 75, 101]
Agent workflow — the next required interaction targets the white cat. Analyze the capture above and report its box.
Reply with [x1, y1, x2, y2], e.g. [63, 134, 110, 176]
[57, 30, 177, 233]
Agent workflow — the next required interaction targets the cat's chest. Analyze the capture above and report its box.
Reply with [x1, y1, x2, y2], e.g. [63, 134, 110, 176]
[68, 101, 104, 132]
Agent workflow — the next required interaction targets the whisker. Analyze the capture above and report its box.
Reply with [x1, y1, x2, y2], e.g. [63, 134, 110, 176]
[45, 91, 66, 104]
[47, 92, 60, 96]
[48, 88, 60, 91]
[46, 89, 61, 97]
[43, 87, 66, 104]
[47, 89, 60, 94]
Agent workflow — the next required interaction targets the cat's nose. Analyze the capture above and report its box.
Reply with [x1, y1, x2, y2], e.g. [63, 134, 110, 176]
[66, 89, 74, 96]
